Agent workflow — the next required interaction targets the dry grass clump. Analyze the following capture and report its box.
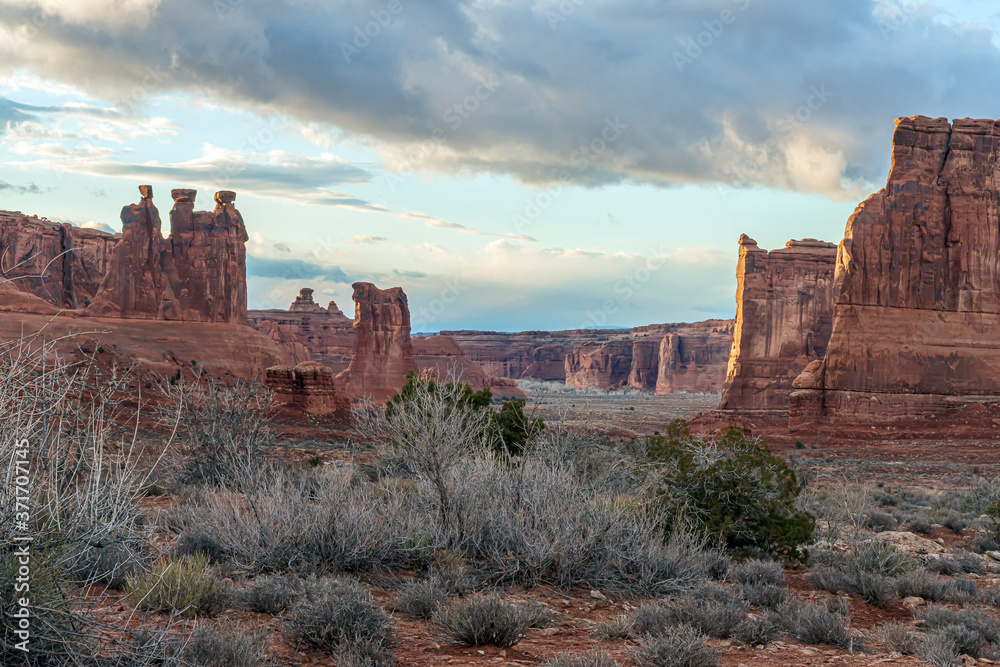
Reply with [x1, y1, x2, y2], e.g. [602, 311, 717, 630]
[632, 624, 719, 667]
[433, 595, 533, 648]
[127, 553, 231, 618]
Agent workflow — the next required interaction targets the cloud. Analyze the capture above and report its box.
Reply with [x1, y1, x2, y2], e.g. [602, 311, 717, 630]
[345, 234, 388, 244]
[2, 1, 1000, 197]
[0, 180, 44, 194]
[8, 142, 385, 211]
[246, 255, 350, 283]
[399, 210, 536, 242]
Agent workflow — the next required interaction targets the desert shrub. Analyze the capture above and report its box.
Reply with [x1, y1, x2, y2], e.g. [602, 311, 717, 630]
[630, 591, 745, 639]
[243, 574, 305, 614]
[865, 511, 899, 533]
[733, 614, 780, 646]
[541, 651, 620, 667]
[518, 599, 557, 628]
[165, 377, 275, 491]
[908, 515, 935, 534]
[777, 602, 854, 648]
[876, 622, 920, 655]
[930, 624, 988, 659]
[593, 614, 633, 640]
[127, 554, 230, 618]
[393, 578, 448, 619]
[647, 422, 814, 562]
[384, 371, 544, 458]
[176, 528, 228, 563]
[980, 585, 1000, 607]
[919, 632, 961, 667]
[926, 557, 962, 576]
[956, 552, 988, 576]
[729, 560, 785, 587]
[737, 581, 786, 609]
[285, 577, 394, 661]
[433, 595, 531, 648]
[730, 560, 786, 608]
[939, 512, 967, 535]
[632, 624, 719, 667]
[917, 606, 1000, 645]
[0, 338, 155, 664]
[808, 540, 911, 607]
[182, 624, 271, 667]
[894, 570, 977, 604]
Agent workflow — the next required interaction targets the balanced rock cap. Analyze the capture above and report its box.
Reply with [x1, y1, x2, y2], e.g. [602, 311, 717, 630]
[171, 189, 197, 203]
[215, 191, 237, 205]
[139, 185, 154, 199]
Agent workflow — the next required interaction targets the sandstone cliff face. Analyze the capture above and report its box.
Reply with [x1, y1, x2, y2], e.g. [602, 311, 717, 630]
[444, 322, 733, 392]
[337, 282, 418, 400]
[719, 236, 837, 411]
[655, 326, 733, 395]
[561, 322, 733, 394]
[413, 335, 525, 399]
[790, 116, 1000, 429]
[87, 187, 248, 323]
[0, 211, 118, 308]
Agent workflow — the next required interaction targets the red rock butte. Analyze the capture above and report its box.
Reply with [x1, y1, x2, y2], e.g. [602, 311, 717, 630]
[720, 236, 837, 411]
[87, 186, 248, 323]
[791, 116, 1000, 430]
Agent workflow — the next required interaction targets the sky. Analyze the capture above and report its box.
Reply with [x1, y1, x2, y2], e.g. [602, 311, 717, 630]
[2, 1, 1000, 332]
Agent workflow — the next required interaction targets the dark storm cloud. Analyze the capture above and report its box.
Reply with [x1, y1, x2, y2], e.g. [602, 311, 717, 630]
[2, 0, 999, 195]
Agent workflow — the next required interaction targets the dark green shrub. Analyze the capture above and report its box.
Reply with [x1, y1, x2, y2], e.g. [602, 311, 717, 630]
[647, 421, 814, 562]
[243, 574, 305, 614]
[387, 371, 544, 456]
[285, 577, 394, 661]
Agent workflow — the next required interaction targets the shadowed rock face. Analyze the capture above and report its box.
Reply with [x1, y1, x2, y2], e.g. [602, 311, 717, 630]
[87, 187, 248, 323]
[0, 211, 118, 308]
[791, 116, 1000, 430]
[719, 236, 837, 411]
[267, 362, 340, 415]
[336, 282, 418, 400]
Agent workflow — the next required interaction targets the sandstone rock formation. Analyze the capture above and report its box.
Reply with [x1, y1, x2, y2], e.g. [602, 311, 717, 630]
[655, 326, 734, 395]
[791, 116, 1000, 430]
[249, 290, 355, 374]
[266, 361, 340, 415]
[1, 211, 118, 308]
[719, 236, 837, 411]
[87, 187, 248, 322]
[0, 310, 282, 381]
[337, 282, 418, 400]
[561, 322, 733, 393]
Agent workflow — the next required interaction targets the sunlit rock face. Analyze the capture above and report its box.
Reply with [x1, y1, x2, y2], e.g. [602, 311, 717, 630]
[87, 187, 248, 323]
[791, 116, 1000, 430]
[719, 236, 838, 411]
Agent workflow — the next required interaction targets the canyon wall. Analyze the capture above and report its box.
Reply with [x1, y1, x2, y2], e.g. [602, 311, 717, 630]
[87, 187, 248, 323]
[791, 116, 1000, 430]
[249, 288, 354, 372]
[719, 236, 837, 411]
[0, 211, 118, 308]
[562, 322, 733, 393]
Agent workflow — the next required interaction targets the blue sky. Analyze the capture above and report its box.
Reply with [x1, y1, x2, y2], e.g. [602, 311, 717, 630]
[2, 0, 999, 331]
